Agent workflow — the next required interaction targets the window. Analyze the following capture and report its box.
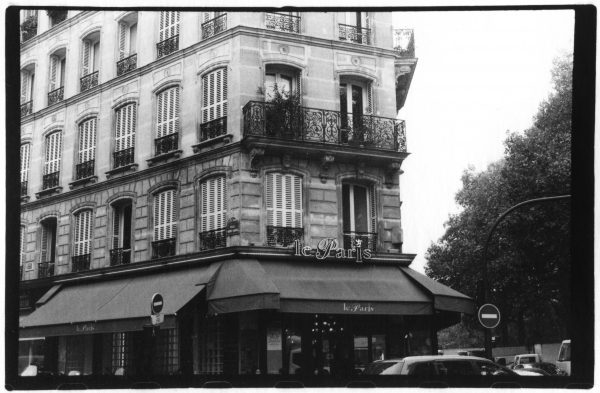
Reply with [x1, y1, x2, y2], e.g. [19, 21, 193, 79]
[154, 328, 179, 375]
[39, 218, 57, 278]
[110, 201, 132, 266]
[111, 332, 134, 375]
[48, 49, 66, 105]
[76, 118, 96, 180]
[155, 87, 180, 155]
[72, 210, 92, 272]
[200, 68, 227, 141]
[117, 13, 138, 75]
[157, 11, 180, 58]
[20, 143, 31, 196]
[81, 32, 100, 92]
[339, 12, 370, 44]
[20, 225, 26, 279]
[21, 10, 38, 42]
[199, 317, 223, 374]
[21, 65, 35, 116]
[339, 78, 373, 142]
[114, 103, 136, 168]
[43, 132, 62, 190]
[199, 176, 227, 250]
[152, 189, 177, 258]
[201, 12, 227, 40]
[342, 183, 377, 249]
[48, 10, 67, 27]
[265, 66, 299, 101]
[265, 173, 303, 246]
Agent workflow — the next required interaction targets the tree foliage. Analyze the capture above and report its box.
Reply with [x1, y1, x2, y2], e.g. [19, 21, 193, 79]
[427, 55, 572, 347]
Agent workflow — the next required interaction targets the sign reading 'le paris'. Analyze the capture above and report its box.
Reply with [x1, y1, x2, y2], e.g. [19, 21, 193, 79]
[293, 238, 372, 263]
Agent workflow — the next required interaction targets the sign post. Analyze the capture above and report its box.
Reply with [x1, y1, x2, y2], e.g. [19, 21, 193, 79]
[478, 304, 501, 329]
[151, 293, 164, 327]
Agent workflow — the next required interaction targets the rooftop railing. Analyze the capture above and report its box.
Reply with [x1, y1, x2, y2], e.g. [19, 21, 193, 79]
[266, 12, 300, 33]
[202, 13, 227, 40]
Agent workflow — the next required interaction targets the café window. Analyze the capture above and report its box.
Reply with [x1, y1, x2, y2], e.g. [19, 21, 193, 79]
[342, 183, 377, 249]
[199, 317, 223, 374]
[265, 172, 303, 247]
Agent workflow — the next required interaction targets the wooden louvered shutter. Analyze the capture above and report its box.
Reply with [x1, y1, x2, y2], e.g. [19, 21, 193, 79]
[113, 207, 121, 249]
[21, 226, 25, 266]
[157, 87, 179, 138]
[266, 173, 302, 228]
[78, 118, 97, 163]
[201, 176, 227, 232]
[202, 69, 227, 123]
[45, 132, 62, 175]
[366, 82, 373, 114]
[159, 11, 180, 42]
[118, 22, 128, 60]
[41, 224, 49, 262]
[369, 186, 376, 232]
[82, 40, 91, 76]
[154, 190, 176, 241]
[49, 56, 58, 91]
[202, 12, 212, 23]
[115, 104, 136, 152]
[21, 143, 31, 183]
[21, 71, 30, 103]
[74, 210, 92, 256]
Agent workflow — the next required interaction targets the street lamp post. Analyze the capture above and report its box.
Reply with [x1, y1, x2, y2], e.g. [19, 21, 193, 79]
[481, 194, 571, 360]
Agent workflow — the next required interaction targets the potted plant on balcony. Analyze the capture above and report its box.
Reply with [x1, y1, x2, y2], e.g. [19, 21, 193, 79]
[264, 83, 303, 139]
[20, 16, 38, 42]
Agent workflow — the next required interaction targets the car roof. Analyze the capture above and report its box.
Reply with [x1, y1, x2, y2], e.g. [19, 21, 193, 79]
[516, 354, 538, 356]
[394, 355, 494, 362]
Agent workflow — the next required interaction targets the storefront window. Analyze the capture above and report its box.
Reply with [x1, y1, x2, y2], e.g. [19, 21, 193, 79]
[283, 328, 302, 375]
[153, 328, 179, 375]
[372, 334, 386, 361]
[64, 336, 87, 375]
[18, 339, 46, 376]
[111, 332, 134, 375]
[200, 317, 223, 374]
[353, 335, 369, 369]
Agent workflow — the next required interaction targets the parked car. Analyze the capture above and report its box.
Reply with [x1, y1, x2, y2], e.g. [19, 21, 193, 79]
[513, 368, 546, 377]
[516, 362, 566, 376]
[362, 355, 517, 376]
[513, 353, 542, 367]
[556, 339, 571, 376]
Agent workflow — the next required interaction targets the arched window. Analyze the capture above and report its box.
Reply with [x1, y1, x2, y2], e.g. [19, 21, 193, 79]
[43, 131, 62, 190]
[342, 182, 377, 250]
[20, 143, 31, 196]
[265, 172, 303, 247]
[200, 68, 227, 141]
[157, 11, 180, 58]
[265, 64, 301, 101]
[199, 175, 227, 250]
[152, 189, 177, 258]
[76, 118, 97, 180]
[72, 209, 93, 272]
[155, 86, 180, 155]
[114, 103, 136, 168]
[81, 31, 101, 92]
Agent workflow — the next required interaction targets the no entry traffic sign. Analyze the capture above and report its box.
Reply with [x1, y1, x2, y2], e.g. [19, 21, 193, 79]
[151, 293, 164, 315]
[478, 303, 501, 329]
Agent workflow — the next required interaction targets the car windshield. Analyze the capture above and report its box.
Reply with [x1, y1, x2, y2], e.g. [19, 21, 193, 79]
[362, 361, 400, 375]
[558, 343, 571, 361]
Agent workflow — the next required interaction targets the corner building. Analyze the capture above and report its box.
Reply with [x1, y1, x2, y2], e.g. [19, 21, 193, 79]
[18, 10, 473, 378]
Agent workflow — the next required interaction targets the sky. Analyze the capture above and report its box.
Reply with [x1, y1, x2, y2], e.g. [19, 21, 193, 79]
[392, 10, 575, 273]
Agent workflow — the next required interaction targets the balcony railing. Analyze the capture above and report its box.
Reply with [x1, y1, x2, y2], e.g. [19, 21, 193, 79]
[202, 14, 227, 40]
[199, 228, 227, 251]
[267, 226, 304, 247]
[80, 71, 99, 92]
[243, 101, 407, 152]
[394, 29, 415, 58]
[75, 160, 95, 180]
[113, 147, 135, 169]
[338, 24, 371, 45]
[21, 181, 28, 196]
[110, 248, 131, 266]
[343, 231, 378, 251]
[48, 86, 64, 106]
[42, 171, 60, 190]
[152, 238, 176, 259]
[38, 261, 55, 279]
[21, 100, 33, 117]
[117, 53, 137, 76]
[155, 133, 179, 156]
[265, 12, 300, 33]
[156, 35, 179, 59]
[199, 117, 227, 142]
[72, 254, 91, 272]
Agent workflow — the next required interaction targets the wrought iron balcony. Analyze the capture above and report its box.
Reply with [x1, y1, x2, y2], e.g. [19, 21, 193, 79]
[199, 228, 227, 251]
[117, 53, 137, 76]
[266, 12, 300, 33]
[202, 13, 227, 40]
[338, 24, 371, 45]
[199, 117, 227, 142]
[343, 231, 378, 251]
[72, 254, 91, 272]
[110, 248, 131, 266]
[155, 133, 179, 156]
[113, 147, 135, 169]
[267, 226, 304, 247]
[75, 160, 95, 180]
[21, 181, 28, 196]
[48, 86, 64, 106]
[394, 29, 415, 58]
[152, 238, 176, 259]
[156, 35, 179, 59]
[42, 171, 60, 190]
[21, 100, 33, 117]
[80, 71, 99, 92]
[38, 261, 55, 279]
[243, 101, 407, 152]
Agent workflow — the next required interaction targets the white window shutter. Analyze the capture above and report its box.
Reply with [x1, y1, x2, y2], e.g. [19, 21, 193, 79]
[369, 186, 376, 232]
[21, 71, 30, 103]
[21, 226, 25, 266]
[157, 87, 179, 138]
[113, 207, 121, 249]
[45, 132, 62, 175]
[82, 40, 91, 76]
[154, 190, 176, 241]
[118, 22, 128, 60]
[159, 11, 179, 42]
[78, 118, 97, 163]
[115, 104, 136, 152]
[74, 210, 92, 256]
[366, 82, 373, 114]
[202, 68, 227, 123]
[20, 143, 31, 183]
[41, 225, 49, 262]
[201, 176, 226, 232]
[49, 56, 58, 91]
[266, 173, 302, 228]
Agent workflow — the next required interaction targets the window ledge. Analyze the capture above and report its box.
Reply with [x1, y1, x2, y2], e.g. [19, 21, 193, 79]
[146, 150, 182, 167]
[192, 134, 233, 154]
[69, 176, 98, 190]
[106, 163, 138, 179]
[35, 186, 62, 199]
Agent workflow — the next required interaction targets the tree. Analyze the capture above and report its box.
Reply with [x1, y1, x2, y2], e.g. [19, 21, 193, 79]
[427, 55, 572, 347]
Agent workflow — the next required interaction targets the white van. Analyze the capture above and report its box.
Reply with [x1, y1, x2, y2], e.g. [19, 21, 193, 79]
[556, 339, 571, 376]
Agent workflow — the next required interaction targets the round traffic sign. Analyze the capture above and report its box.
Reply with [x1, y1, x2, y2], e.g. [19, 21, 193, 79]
[478, 303, 501, 329]
[151, 293, 164, 314]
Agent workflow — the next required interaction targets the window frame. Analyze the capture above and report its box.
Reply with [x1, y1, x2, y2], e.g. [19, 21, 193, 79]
[77, 117, 97, 165]
[200, 175, 228, 232]
[155, 86, 180, 139]
[201, 68, 228, 124]
[73, 209, 93, 258]
[153, 188, 178, 242]
[265, 172, 303, 229]
[342, 182, 376, 233]
[44, 131, 62, 176]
